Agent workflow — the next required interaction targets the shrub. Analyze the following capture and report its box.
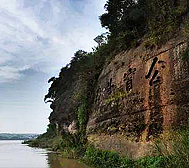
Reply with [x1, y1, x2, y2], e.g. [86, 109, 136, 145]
[83, 145, 133, 168]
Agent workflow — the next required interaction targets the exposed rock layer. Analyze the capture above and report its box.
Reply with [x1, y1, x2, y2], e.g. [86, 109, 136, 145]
[87, 37, 189, 143]
[49, 37, 189, 158]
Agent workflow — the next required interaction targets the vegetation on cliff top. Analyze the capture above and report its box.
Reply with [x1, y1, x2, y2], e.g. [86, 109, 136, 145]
[27, 0, 189, 167]
[43, 0, 189, 146]
[100, 0, 189, 49]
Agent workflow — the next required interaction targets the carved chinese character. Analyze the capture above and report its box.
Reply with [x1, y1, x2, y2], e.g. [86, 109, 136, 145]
[146, 57, 164, 86]
[123, 68, 136, 92]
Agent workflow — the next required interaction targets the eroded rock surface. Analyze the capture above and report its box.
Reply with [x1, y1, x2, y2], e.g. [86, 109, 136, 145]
[87, 37, 189, 143]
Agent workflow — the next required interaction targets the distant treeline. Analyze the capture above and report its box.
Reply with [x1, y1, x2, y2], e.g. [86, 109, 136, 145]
[0, 133, 39, 140]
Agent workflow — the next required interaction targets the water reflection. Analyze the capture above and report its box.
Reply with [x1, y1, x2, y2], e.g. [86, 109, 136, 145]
[0, 140, 91, 168]
[0, 140, 48, 168]
[47, 153, 92, 168]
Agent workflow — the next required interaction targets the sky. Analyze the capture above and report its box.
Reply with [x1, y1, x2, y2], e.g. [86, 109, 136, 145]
[0, 0, 106, 133]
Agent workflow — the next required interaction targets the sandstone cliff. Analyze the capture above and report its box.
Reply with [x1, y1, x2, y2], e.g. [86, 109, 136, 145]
[45, 36, 189, 158]
[85, 36, 189, 157]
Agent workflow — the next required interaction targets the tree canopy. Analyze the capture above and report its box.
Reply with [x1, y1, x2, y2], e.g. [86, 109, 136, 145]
[100, 0, 188, 47]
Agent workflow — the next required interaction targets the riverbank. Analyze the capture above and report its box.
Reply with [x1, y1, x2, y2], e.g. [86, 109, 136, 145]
[0, 140, 92, 168]
[24, 127, 189, 168]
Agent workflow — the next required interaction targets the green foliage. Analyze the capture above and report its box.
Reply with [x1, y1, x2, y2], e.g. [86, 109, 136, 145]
[150, 128, 189, 168]
[83, 130, 189, 168]
[26, 127, 189, 168]
[99, 0, 151, 54]
[169, 129, 189, 167]
[170, 129, 189, 167]
[25, 136, 54, 148]
[44, 77, 61, 103]
[47, 123, 57, 133]
[43, 46, 114, 160]
[183, 22, 189, 38]
[42, 1, 189, 167]
[24, 124, 58, 148]
[146, 0, 184, 46]
[182, 47, 189, 61]
[100, 0, 146, 37]
[45, 42, 114, 135]
[105, 90, 132, 105]
[83, 145, 133, 168]
[77, 104, 87, 132]
[135, 156, 167, 168]
[82, 127, 189, 168]
[100, 0, 188, 50]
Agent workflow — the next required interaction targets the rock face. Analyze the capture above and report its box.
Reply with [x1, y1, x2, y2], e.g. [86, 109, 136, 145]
[87, 37, 189, 142]
[48, 36, 189, 158]
[49, 80, 79, 134]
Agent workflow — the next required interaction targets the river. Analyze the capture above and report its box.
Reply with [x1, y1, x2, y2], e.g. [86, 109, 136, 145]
[0, 140, 91, 168]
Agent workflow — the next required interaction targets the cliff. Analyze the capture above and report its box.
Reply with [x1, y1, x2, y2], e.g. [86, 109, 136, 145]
[42, 0, 189, 160]
[86, 36, 189, 158]
[45, 36, 189, 158]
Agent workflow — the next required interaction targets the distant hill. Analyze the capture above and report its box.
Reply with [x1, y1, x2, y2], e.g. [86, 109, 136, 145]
[0, 133, 39, 140]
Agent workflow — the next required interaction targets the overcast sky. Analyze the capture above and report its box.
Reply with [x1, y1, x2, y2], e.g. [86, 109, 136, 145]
[0, 0, 106, 133]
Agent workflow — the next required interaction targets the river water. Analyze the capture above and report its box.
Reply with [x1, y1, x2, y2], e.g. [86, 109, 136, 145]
[0, 140, 91, 168]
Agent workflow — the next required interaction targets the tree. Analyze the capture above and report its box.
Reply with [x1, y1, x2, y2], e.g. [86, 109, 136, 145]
[100, 0, 146, 37]
[94, 33, 108, 46]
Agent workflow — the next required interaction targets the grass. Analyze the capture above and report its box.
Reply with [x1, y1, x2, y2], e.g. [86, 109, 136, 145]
[82, 145, 133, 168]
[24, 127, 189, 168]
[82, 127, 189, 168]
[82, 144, 169, 168]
